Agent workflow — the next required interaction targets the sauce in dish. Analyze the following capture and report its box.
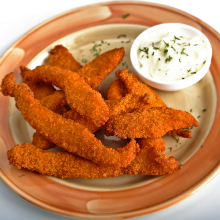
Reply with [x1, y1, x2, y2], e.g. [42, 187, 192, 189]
[138, 31, 208, 81]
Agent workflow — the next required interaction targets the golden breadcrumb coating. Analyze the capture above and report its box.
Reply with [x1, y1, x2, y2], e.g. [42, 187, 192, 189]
[7, 138, 178, 179]
[20, 66, 55, 100]
[77, 47, 125, 89]
[104, 107, 199, 139]
[1, 73, 139, 168]
[49, 45, 83, 72]
[23, 65, 109, 127]
[107, 79, 128, 100]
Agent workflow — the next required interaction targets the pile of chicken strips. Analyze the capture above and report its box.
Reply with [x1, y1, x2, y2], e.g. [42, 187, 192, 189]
[0, 45, 199, 179]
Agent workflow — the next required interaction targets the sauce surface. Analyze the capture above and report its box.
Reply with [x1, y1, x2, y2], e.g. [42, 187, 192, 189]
[138, 31, 208, 81]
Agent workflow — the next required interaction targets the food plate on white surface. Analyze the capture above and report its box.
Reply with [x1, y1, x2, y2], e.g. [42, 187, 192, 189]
[0, 2, 220, 219]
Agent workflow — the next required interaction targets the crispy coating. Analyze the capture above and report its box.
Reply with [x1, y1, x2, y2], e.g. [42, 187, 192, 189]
[76, 47, 125, 89]
[123, 138, 179, 175]
[115, 69, 166, 107]
[49, 45, 83, 72]
[106, 94, 158, 117]
[32, 90, 68, 150]
[23, 65, 109, 127]
[2, 73, 139, 167]
[8, 139, 178, 178]
[20, 66, 55, 100]
[107, 79, 128, 100]
[32, 132, 56, 150]
[63, 110, 101, 133]
[167, 129, 192, 139]
[105, 70, 166, 117]
[40, 90, 67, 111]
[136, 138, 166, 153]
[104, 107, 199, 139]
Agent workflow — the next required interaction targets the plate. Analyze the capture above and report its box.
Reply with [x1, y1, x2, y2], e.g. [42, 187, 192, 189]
[0, 1, 220, 219]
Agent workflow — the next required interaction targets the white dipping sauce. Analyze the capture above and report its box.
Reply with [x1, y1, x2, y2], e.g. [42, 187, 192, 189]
[138, 31, 208, 81]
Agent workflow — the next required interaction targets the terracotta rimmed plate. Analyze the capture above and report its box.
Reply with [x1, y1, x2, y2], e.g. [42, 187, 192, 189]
[0, 1, 220, 219]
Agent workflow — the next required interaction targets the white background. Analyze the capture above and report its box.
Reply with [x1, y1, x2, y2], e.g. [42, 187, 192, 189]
[0, 0, 220, 220]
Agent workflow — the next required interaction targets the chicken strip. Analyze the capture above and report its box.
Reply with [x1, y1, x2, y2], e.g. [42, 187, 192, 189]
[63, 110, 101, 133]
[49, 45, 83, 72]
[115, 69, 166, 107]
[106, 73, 193, 139]
[76, 47, 125, 89]
[104, 107, 199, 139]
[20, 66, 55, 100]
[124, 138, 179, 175]
[40, 90, 67, 111]
[7, 138, 178, 179]
[1, 73, 139, 168]
[23, 65, 109, 127]
[107, 79, 128, 100]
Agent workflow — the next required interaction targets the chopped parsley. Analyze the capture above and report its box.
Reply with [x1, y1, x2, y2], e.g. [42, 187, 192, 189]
[163, 40, 170, 48]
[19, 174, 25, 177]
[90, 43, 102, 57]
[181, 48, 188, 56]
[202, 109, 206, 112]
[165, 55, 173, 63]
[172, 136, 179, 143]
[82, 59, 88, 63]
[139, 47, 149, 54]
[174, 36, 180, 40]
[122, 13, 130, 19]
[152, 52, 154, 56]
[152, 42, 159, 50]
[191, 72, 196, 74]
[168, 147, 172, 151]
[164, 48, 168, 54]
[117, 34, 126, 38]
[198, 115, 201, 118]
[194, 44, 198, 46]
[158, 58, 161, 61]
[171, 45, 176, 51]
[179, 164, 183, 169]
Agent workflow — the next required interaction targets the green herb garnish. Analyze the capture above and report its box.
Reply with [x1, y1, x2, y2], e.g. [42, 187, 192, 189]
[165, 55, 173, 63]
[172, 136, 179, 143]
[202, 109, 206, 112]
[122, 13, 130, 19]
[164, 48, 168, 54]
[181, 48, 188, 56]
[19, 174, 25, 177]
[191, 72, 196, 74]
[82, 59, 88, 63]
[117, 34, 126, 38]
[168, 147, 172, 151]
[152, 42, 159, 50]
[139, 47, 149, 54]
[174, 36, 180, 40]
[171, 45, 176, 51]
